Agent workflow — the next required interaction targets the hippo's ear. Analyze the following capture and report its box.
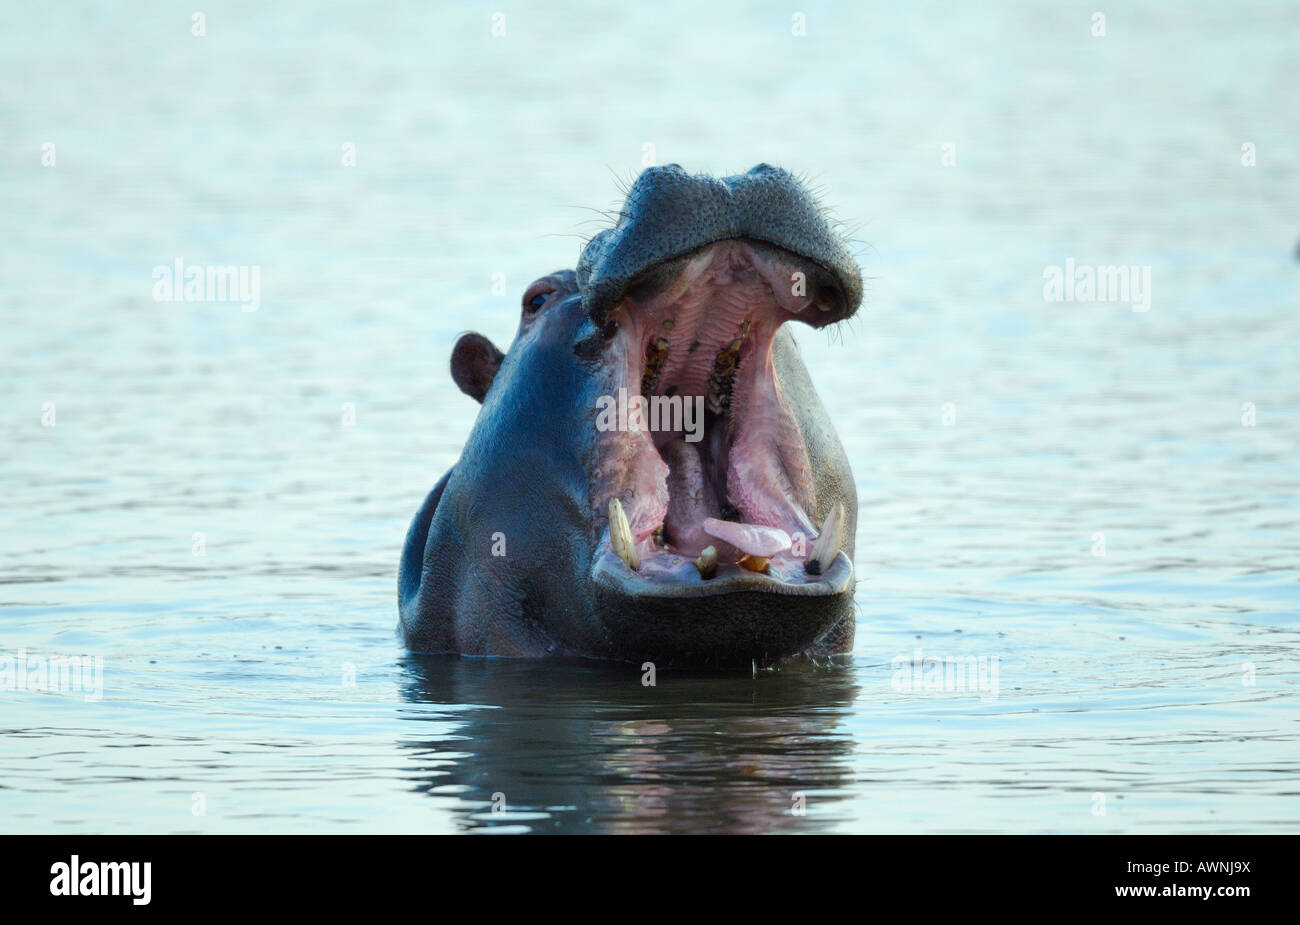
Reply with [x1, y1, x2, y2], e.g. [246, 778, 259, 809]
[451, 332, 505, 403]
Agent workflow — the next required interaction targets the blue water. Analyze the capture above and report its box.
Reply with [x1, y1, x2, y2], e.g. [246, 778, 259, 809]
[2, 0, 1297, 833]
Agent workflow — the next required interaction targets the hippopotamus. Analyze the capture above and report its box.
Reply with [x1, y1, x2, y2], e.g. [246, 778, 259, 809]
[399, 164, 862, 667]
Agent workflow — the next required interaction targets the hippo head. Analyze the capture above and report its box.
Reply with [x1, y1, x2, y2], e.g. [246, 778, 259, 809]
[399, 164, 861, 667]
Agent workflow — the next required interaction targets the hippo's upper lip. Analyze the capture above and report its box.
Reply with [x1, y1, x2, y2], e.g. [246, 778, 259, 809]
[576, 163, 862, 330]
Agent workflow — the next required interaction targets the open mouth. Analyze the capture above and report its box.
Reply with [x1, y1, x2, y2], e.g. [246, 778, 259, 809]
[592, 238, 852, 594]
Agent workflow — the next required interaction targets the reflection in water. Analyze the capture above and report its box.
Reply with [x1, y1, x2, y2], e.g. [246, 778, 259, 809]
[400, 656, 859, 833]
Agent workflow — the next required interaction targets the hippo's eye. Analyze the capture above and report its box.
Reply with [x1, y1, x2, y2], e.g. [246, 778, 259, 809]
[523, 285, 555, 314]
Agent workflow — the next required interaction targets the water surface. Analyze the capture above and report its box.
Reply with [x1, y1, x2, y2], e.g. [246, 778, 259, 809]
[1, 0, 1297, 833]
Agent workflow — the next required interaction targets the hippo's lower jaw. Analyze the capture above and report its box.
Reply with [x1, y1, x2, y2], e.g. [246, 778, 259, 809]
[591, 543, 855, 666]
[587, 237, 856, 661]
[592, 556, 855, 667]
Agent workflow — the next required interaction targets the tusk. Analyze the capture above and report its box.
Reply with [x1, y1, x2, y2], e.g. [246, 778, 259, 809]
[608, 498, 639, 571]
[805, 502, 844, 576]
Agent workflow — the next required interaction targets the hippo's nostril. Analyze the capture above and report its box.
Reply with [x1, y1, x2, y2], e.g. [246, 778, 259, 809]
[814, 285, 841, 314]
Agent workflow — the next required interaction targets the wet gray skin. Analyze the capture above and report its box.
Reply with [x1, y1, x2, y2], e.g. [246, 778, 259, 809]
[399, 164, 862, 668]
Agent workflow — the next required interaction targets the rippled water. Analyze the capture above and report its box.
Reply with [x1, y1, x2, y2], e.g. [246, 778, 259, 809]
[2, 1, 1297, 833]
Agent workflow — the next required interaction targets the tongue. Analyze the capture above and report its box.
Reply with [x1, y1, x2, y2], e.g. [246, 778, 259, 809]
[702, 518, 792, 558]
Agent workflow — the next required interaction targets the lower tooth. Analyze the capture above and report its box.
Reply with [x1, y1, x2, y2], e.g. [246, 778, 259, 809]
[805, 502, 844, 575]
[694, 545, 717, 579]
[737, 554, 769, 573]
[608, 498, 640, 571]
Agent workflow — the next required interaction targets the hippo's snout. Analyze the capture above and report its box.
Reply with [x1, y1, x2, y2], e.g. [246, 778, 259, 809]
[578, 165, 862, 655]
[577, 163, 862, 329]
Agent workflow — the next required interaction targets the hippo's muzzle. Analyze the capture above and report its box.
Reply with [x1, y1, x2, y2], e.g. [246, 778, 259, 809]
[576, 165, 862, 661]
